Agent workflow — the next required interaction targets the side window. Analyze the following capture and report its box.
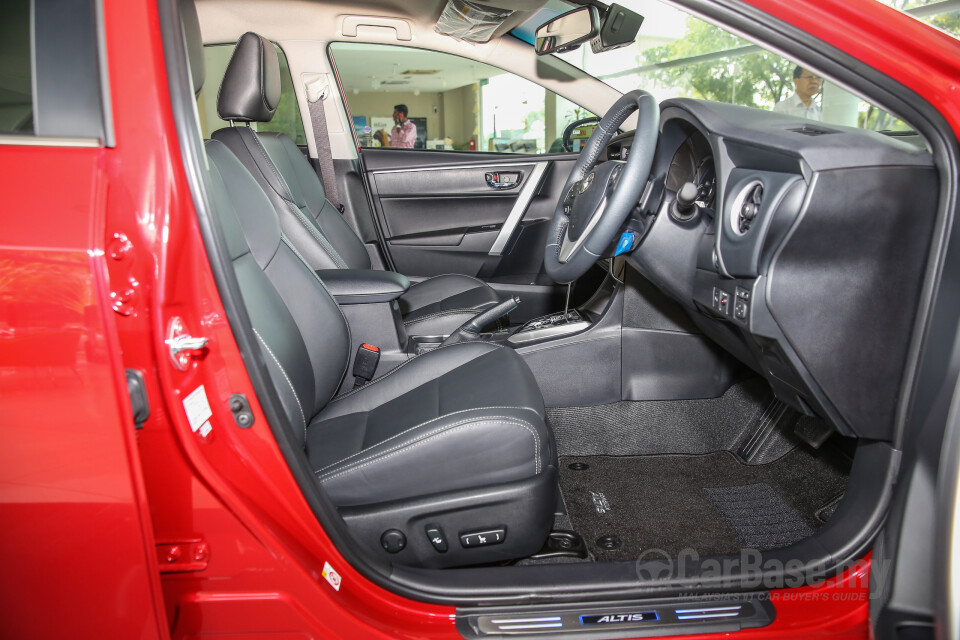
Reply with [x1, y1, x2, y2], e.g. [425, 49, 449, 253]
[1, 0, 106, 141]
[0, 0, 32, 134]
[328, 42, 593, 154]
[197, 43, 307, 145]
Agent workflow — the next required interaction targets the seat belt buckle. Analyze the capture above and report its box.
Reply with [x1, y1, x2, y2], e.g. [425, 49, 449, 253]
[353, 344, 380, 388]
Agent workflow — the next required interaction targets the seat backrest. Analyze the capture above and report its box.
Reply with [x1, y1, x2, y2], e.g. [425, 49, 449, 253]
[213, 32, 371, 271]
[203, 137, 352, 445]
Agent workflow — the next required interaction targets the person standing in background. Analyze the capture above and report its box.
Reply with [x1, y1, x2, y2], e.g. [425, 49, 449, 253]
[774, 66, 823, 121]
[389, 104, 417, 148]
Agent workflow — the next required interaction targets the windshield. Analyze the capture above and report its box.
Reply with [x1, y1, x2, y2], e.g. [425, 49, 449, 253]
[544, 0, 958, 134]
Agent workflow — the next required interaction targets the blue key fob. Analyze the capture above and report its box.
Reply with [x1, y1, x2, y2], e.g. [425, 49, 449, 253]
[615, 231, 636, 257]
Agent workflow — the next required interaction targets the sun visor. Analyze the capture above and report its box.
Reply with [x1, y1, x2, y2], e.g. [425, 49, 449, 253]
[435, 0, 514, 43]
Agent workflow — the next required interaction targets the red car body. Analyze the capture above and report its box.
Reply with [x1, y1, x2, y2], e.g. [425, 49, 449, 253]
[1, 0, 957, 638]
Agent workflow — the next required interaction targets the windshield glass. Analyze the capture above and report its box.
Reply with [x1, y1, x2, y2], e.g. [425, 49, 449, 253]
[543, 0, 957, 135]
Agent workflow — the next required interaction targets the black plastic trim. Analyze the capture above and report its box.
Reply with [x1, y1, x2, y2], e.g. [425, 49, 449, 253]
[32, 0, 107, 141]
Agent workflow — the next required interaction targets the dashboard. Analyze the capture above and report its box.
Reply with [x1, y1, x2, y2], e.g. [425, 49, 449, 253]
[608, 99, 938, 441]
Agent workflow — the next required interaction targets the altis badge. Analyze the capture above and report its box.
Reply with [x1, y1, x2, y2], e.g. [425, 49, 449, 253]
[580, 611, 659, 625]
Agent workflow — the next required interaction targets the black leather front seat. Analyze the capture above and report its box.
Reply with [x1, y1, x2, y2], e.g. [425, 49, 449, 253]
[211, 32, 502, 337]
[200, 116, 557, 568]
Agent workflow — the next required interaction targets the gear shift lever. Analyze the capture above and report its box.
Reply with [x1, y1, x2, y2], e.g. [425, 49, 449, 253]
[441, 296, 520, 346]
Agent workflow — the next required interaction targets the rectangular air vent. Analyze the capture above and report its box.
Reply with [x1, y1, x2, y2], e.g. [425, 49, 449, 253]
[787, 125, 839, 136]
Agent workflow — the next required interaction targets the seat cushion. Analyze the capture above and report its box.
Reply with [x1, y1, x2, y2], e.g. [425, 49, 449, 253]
[398, 274, 501, 336]
[308, 342, 553, 507]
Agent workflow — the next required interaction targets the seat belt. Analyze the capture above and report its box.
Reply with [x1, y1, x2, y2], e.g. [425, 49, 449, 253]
[302, 72, 343, 211]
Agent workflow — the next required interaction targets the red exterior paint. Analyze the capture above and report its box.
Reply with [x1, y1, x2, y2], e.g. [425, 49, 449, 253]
[0, 0, 955, 638]
[0, 113, 167, 637]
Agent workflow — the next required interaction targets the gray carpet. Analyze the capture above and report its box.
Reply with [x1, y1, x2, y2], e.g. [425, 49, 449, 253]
[559, 447, 849, 561]
[547, 379, 799, 460]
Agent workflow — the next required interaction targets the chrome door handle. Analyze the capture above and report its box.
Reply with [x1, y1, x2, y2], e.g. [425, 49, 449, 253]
[484, 171, 522, 189]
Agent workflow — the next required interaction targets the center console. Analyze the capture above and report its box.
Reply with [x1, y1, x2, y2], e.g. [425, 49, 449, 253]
[507, 310, 590, 345]
[315, 268, 601, 394]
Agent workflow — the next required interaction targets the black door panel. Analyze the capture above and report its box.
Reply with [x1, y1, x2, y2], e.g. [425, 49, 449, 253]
[378, 196, 514, 239]
[388, 229, 500, 278]
[359, 148, 578, 321]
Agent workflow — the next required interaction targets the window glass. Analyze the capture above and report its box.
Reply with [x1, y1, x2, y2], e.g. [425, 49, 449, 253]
[542, 0, 922, 135]
[329, 42, 594, 154]
[197, 43, 307, 144]
[0, 0, 34, 134]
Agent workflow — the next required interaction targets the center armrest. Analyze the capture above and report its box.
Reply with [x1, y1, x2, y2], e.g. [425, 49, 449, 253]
[316, 269, 410, 305]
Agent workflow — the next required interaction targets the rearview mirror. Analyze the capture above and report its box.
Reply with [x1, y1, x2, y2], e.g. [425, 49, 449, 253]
[535, 7, 599, 56]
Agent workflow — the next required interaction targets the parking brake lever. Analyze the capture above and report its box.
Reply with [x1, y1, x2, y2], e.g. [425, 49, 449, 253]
[441, 296, 520, 347]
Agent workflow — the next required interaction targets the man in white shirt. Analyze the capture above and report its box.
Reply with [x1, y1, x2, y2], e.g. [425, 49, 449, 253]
[774, 66, 823, 121]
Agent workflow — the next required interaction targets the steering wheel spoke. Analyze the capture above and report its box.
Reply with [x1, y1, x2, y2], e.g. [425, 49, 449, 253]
[558, 197, 609, 263]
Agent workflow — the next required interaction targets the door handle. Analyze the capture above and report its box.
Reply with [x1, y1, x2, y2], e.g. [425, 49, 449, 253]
[485, 171, 522, 189]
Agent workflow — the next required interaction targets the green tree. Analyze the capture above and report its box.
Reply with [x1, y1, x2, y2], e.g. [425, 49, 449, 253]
[640, 19, 794, 108]
[929, 10, 960, 37]
[878, 0, 959, 36]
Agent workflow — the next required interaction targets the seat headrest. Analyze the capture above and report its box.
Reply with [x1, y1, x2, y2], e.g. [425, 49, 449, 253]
[217, 32, 282, 123]
[180, 0, 205, 96]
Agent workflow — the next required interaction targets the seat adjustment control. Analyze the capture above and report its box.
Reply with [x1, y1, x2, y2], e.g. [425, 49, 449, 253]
[380, 529, 406, 553]
[425, 525, 448, 553]
[459, 527, 506, 548]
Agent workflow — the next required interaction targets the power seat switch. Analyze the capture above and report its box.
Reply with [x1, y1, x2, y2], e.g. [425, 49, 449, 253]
[352, 343, 380, 388]
[460, 527, 507, 548]
[380, 529, 406, 553]
[425, 525, 448, 553]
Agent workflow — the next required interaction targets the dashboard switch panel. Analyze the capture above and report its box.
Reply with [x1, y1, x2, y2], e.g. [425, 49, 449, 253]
[712, 287, 731, 316]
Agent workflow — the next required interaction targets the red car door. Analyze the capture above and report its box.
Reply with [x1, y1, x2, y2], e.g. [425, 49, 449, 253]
[0, 1, 166, 637]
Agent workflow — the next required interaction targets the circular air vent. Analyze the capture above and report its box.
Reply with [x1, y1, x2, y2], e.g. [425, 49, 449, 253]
[730, 180, 763, 236]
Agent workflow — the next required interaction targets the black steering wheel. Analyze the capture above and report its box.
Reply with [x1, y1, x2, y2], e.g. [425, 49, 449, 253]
[544, 90, 659, 284]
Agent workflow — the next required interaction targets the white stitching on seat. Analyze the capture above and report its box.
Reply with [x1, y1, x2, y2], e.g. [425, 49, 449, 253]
[313, 406, 542, 473]
[317, 418, 541, 482]
[254, 328, 307, 439]
[284, 201, 348, 269]
[240, 129, 348, 270]
[325, 341, 506, 405]
[402, 308, 481, 326]
[406, 273, 488, 291]
[280, 235, 352, 389]
[244, 127, 296, 203]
